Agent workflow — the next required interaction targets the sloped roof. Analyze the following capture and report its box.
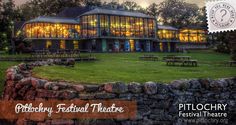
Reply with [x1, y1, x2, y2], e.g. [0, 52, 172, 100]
[180, 26, 207, 30]
[57, 7, 91, 18]
[80, 8, 154, 18]
[158, 25, 178, 31]
[14, 21, 25, 32]
[26, 16, 79, 24]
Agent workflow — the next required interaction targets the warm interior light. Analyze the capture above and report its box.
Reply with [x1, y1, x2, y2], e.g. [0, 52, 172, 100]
[130, 40, 135, 52]
[46, 40, 52, 49]
[179, 29, 206, 43]
[24, 23, 80, 38]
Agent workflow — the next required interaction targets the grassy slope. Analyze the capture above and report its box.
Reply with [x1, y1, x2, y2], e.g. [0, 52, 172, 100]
[33, 50, 236, 84]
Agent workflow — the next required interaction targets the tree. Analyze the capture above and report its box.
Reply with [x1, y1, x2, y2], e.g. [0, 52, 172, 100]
[121, 1, 144, 12]
[146, 3, 159, 20]
[215, 32, 231, 54]
[0, 0, 16, 51]
[83, 0, 102, 7]
[20, 0, 85, 20]
[103, 1, 120, 9]
[196, 7, 207, 27]
[158, 0, 199, 28]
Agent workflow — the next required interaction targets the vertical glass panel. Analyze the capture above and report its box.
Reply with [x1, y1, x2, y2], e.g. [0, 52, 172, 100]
[74, 25, 80, 38]
[148, 19, 154, 38]
[100, 15, 109, 36]
[139, 18, 144, 37]
[81, 15, 98, 38]
[110, 16, 115, 36]
[130, 17, 134, 37]
[64, 24, 69, 38]
[46, 40, 52, 49]
[159, 42, 163, 52]
[158, 30, 162, 39]
[44, 23, 50, 38]
[81, 16, 88, 38]
[24, 24, 31, 38]
[115, 16, 120, 37]
[144, 19, 148, 37]
[126, 17, 131, 37]
[60, 40, 65, 49]
[130, 40, 135, 52]
[31, 23, 35, 38]
[134, 18, 140, 37]
[51, 24, 56, 38]
[120, 16, 126, 37]
[38, 23, 43, 38]
[179, 29, 189, 42]
[73, 41, 79, 49]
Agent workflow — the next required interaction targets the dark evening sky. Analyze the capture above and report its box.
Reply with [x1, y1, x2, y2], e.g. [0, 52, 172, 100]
[14, 0, 205, 8]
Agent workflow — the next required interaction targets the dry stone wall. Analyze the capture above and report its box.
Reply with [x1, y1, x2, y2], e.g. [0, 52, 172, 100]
[2, 60, 236, 125]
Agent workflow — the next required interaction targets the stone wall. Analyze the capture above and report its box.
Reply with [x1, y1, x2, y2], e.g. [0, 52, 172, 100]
[2, 60, 236, 125]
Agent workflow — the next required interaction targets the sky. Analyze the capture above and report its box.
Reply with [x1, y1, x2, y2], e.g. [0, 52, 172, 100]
[14, 0, 205, 8]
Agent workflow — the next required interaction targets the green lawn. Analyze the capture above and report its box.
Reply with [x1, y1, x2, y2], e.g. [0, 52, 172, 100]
[32, 50, 236, 84]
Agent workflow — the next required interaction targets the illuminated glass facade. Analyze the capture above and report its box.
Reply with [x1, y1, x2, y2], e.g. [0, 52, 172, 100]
[78, 15, 155, 38]
[158, 29, 178, 40]
[23, 23, 80, 39]
[80, 15, 98, 38]
[18, 7, 208, 52]
[179, 28, 207, 43]
[106, 16, 155, 38]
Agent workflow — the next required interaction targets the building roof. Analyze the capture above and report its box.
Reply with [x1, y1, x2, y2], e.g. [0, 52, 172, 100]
[14, 21, 25, 32]
[26, 16, 80, 24]
[158, 25, 178, 31]
[79, 8, 154, 18]
[180, 26, 207, 30]
[57, 7, 91, 18]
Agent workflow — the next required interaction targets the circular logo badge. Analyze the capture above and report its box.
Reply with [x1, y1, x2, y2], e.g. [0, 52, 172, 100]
[210, 2, 236, 28]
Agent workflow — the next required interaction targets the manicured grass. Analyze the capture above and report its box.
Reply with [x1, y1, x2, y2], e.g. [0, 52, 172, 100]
[33, 50, 236, 84]
[0, 61, 18, 94]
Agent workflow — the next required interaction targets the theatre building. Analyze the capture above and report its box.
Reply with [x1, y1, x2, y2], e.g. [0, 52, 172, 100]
[17, 7, 208, 52]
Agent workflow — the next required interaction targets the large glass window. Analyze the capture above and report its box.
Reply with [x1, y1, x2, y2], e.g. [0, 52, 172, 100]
[134, 18, 140, 37]
[158, 29, 178, 40]
[106, 16, 155, 38]
[120, 16, 126, 37]
[73, 41, 79, 49]
[23, 15, 156, 39]
[110, 16, 121, 37]
[148, 19, 155, 38]
[23, 23, 80, 39]
[144, 19, 148, 37]
[179, 29, 207, 43]
[100, 15, 109, 36]
[60, 40, 65, 49]
[80, 15, 98, 38]
[46, 40, 52, 49]
[125, 17, 131, 37]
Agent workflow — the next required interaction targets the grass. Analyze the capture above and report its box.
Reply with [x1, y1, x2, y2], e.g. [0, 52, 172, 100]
[32, 50, 236, 84]
[0, 61, 18, 94]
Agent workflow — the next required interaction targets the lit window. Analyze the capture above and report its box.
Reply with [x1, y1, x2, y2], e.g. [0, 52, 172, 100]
[46, 40, 52, 49]
[160, 42, 163, 52]
[130, 40, 135, 52]
[73, 41, 79, 49]
[60, 40, 65, 49]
